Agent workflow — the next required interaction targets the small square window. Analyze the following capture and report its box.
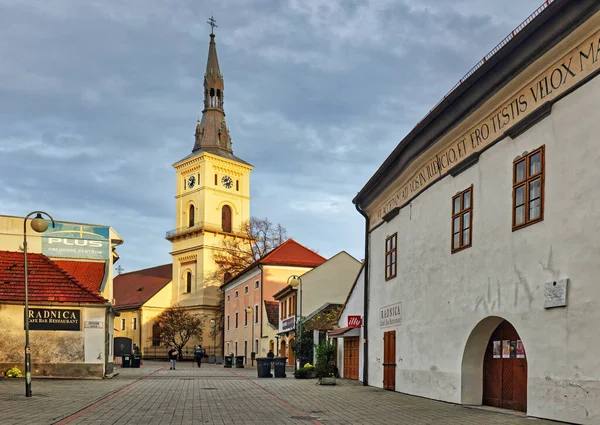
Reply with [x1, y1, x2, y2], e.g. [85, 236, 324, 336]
[254, 281, 259, 290]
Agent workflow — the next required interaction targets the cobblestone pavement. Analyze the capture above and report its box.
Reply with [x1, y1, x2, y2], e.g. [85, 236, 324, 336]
[0, 362, 559, 425]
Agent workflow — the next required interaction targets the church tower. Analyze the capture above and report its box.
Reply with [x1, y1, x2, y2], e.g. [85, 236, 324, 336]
[167, 19, 253, 319]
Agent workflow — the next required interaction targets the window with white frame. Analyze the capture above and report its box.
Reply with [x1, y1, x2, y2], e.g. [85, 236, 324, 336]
[132, 317, 137, 331]
[254, 304, 259, 323]
[120, 318, 126, 331]
[244, 285, 248, 294]
[254, 280, 259, 289]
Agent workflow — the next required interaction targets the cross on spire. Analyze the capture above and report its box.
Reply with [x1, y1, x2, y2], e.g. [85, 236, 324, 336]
[207, 15, 218, 34]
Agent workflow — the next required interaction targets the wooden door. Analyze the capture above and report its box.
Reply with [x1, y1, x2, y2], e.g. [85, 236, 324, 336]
[288, 338, 295, 365]
[483, 321, 527, 412]
[383, 331, 396, 390]
[343, 337, 359, 380]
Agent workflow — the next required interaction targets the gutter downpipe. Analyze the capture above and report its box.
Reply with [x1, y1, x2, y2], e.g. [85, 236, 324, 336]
[355, 200, 369, 386]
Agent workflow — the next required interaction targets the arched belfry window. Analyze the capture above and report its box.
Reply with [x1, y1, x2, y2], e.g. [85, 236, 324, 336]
[186, 272, 192, 293]
[222, 205, 232, 233]
[217, 89, 221, 108]
[189, 204, 195, 227]
[209, 88, 216, 107]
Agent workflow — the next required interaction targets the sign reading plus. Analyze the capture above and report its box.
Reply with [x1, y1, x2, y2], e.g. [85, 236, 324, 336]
[348, 316, 362, 328]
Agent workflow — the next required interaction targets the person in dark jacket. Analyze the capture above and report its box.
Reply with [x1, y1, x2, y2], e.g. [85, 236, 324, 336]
[193, 345, 204, 367]
[168, 345, 178, 370]
[266, 349, 275, 359]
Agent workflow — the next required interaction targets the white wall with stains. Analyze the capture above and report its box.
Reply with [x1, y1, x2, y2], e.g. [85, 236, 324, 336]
[366, 74, 600, 424]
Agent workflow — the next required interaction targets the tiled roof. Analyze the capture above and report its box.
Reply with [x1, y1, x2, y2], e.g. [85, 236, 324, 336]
[113, 264, 172, 310]
[260, 239, 326, 267]
[264, 300, 279, 328]
[0, 251, 107, 304]
[53, 260, 106, 293]
[222, 239, 326, 288]
[304, 303, 344, 331]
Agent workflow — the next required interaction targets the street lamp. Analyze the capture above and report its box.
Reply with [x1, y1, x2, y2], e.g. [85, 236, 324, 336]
[287, 275, 302, 369]
[245, 306, 255, 365]
[23, 211, 55, 397]
[209, 318, 217, 359]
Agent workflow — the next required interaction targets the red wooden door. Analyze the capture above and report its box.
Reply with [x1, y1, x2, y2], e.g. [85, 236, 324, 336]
[483, 321, 527, 412]
[343, 337, 359, 380]
[383, 331, 396, 390]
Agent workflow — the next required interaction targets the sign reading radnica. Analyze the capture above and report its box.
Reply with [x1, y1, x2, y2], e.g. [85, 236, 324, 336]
[26, 308, 81, 331]
[373, 29, 600, 225]
[42, 222, 110, 259]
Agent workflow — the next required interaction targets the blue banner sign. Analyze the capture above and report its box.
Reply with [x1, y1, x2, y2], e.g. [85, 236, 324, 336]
[42, 222, 110, 259]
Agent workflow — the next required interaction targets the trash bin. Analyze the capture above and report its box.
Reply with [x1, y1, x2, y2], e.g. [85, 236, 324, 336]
[121, 355, 131, 368]
[224, 355, 233, 368]
[235, 355, 245, 368]
[131, 354, 142, 368]
[273, 357, 287, 378]
[256, 357, 272, 378]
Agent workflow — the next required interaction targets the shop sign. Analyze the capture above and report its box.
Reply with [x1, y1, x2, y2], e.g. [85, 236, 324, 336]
[84, 320, 104, 328]
[380, 302, 402, 328]
[348, 316, 362, 328]
[26, 308, 81, 331]
[282, 316, 295, 332]
[42, 222, 110, 259]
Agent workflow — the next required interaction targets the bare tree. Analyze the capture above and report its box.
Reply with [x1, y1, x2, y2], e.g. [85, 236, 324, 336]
[209, 217, 288, 354]
[152, 305, 203, 360]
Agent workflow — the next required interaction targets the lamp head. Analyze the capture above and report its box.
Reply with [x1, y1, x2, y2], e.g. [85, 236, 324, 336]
[30, 214, 49, 233]
[245, 306, 252, 313]
[288, 275, 301, 288]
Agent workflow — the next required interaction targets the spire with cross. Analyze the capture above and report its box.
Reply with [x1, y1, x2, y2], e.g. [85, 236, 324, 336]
[207, 15, 217, 35]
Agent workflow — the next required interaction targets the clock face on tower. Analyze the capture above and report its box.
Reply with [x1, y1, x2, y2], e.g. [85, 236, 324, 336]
[188, 175, 195, 188]
[221, 175, 233, 189]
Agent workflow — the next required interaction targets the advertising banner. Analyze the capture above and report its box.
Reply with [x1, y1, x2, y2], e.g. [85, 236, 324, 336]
[348, 315, 362, 328]
[42, 222, 110, 259]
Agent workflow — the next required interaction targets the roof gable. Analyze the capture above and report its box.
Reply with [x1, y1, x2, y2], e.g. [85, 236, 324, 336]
[0, 251, 107, 304]
[260, 239, 326, 267]
[113, 264, 172, 309]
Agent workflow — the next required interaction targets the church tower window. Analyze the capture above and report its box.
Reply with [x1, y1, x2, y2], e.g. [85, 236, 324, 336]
[186, 271, 192, 293]
[222, 205, 232, 233]
[214, 174, 218, 185]
[236, 180, 239, 191]
[189, 204, 195, 227]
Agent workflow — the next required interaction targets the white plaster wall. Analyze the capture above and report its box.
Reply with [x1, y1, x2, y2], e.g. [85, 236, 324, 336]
[367, 75, 600, 425]
[84, 308, 106, 365]
[337, 267, 364, 381]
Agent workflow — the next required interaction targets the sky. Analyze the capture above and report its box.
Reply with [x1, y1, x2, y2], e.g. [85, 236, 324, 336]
[0, 0, 545, 273]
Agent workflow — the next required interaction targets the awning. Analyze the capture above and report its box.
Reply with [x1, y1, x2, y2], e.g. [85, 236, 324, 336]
[328, 326, 360, 338]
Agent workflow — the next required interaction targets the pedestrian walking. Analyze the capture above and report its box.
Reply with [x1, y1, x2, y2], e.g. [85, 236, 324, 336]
[194, 345, 204, 368]
[267, 349, 274, 359]
[168, 345, 178, 370]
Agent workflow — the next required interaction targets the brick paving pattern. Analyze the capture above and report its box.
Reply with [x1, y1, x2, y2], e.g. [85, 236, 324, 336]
[0, 362, 558, 424]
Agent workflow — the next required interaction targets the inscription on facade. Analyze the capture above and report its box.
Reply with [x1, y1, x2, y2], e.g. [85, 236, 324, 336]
[372, 30, 600, 226]
[26, 308, 81, 331]
[282, 316, 295, 332]
[380, 302, 402, 328]
[544, 279, 568, 308]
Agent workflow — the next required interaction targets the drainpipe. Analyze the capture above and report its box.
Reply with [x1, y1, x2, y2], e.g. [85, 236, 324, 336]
[355, 200, 370, 386]
[104, 305, 110, 377]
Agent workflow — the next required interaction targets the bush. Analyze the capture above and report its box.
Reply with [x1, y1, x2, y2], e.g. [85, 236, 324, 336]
[5, 366, 23, 378]
[294, 365, 315, 379]
[314, 340, 336, 379]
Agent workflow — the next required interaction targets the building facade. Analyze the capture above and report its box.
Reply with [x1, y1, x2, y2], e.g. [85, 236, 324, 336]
[353, 2, 600, 424]
[222, 239, 326, 363]
[164, 28, 253, 332]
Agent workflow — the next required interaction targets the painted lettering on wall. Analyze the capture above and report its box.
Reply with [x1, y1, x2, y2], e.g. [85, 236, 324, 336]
[380, 302, 402, 328]
[373, 30, 600, 225]
[26, 308, 81, 331]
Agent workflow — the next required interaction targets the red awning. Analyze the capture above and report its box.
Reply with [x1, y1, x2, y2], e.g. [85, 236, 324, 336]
[328, 326, 360, 338]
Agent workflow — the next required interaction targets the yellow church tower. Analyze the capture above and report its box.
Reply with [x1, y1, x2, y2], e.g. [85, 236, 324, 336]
[166, 21, 253, 319]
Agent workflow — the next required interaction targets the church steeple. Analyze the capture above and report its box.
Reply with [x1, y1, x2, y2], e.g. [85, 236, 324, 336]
[193, 16, 232, 154]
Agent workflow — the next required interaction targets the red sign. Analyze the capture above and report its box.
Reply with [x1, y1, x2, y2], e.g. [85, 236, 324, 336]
[348, 316, 362, 328]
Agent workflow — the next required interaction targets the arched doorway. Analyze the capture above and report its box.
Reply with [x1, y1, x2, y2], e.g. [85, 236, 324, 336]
[483, 320, 527, 411]
[280, 340, 286, 358]
[461, 317, 527, 412]
[288, 338, 296, 366]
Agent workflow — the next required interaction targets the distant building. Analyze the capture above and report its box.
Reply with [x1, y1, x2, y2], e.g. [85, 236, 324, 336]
[0, 215, 123, 377]
[221, 239, 326, 363]
[353, 2, 600, 423]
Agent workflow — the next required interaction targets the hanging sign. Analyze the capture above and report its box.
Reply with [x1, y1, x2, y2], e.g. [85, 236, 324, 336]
[26, 308, 81, 331]
[348, 316, 362, 328]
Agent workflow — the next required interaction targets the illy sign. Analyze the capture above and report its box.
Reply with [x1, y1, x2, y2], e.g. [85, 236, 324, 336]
[348, 316, 362, 328]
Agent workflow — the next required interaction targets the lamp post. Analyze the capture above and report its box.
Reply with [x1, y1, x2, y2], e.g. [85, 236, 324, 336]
[245, 306, 255, 365]
[209, 318, 217, 359]
[23, 211, 55, 397]
[287, 275, 302, 369]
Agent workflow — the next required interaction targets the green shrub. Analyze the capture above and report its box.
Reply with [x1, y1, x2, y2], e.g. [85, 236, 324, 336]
[314, 340, 336, 378]
[294, 365, 315, 379]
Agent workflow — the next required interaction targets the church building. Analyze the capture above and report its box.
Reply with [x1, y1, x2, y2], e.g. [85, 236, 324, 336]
[353, 1, 600, 424]
[115, 23, 252, 355]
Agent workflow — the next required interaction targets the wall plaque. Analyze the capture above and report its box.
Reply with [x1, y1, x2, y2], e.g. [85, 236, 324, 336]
[25, 308, 81, 331]
[84, 320, 104, 328]
[380, 302, 402, 328]
[544, 279, 568, 308]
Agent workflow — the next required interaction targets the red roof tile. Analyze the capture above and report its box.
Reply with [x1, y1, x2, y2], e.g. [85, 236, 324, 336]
[264, 300, 279, 328]
[53, 260, 106, 293]
[113, 264, 172, 310]
[260, 239, 326, 267]
[0, 251, 107, 304]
